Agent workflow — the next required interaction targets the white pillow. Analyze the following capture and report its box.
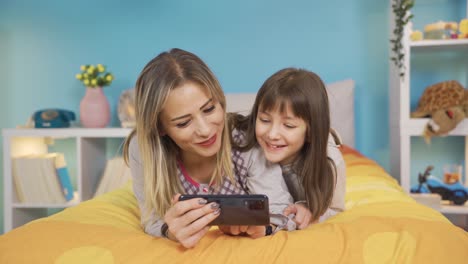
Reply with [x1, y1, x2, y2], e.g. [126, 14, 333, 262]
[326, 79, 355, 148]
[225, 94, 255, 115]
[226, 79, 355, 147]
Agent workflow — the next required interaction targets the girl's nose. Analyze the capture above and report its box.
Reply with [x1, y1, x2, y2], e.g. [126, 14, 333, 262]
[267, 125, 280, 140]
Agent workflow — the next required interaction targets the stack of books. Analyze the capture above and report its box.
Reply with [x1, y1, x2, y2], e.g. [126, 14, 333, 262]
[94, 156, 132, 197]
[12, 153, 74, 204]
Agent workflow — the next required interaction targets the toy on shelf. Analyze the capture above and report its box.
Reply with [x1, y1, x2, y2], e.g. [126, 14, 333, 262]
[411, 18, 468, 41]
[410, 30, 423, 41]
[424, 21, 458, 39]
[459, 19, 468, 39]
[411, 80, 468, 141]
[443, 164, 462, 184]
[411, 165, 468, 206]
[118, 88, 136, 128]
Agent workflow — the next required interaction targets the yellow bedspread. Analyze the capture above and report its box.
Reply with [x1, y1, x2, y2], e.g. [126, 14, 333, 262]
[1, 147, 467, 263]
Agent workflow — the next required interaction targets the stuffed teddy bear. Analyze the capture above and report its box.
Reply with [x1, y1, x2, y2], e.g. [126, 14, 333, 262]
[411, 80, 468, 142]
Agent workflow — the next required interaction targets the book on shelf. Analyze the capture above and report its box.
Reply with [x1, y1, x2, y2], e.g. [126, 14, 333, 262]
[94, 156, 132, 197]
[53, 153, 74, 201]
[12, 152, 74, 204]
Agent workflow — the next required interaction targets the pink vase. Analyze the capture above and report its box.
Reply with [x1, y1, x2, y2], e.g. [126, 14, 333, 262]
[80, 87, 111, 128]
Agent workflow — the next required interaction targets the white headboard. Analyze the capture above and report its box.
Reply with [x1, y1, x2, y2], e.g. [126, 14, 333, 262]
[225, 79, 355, 148]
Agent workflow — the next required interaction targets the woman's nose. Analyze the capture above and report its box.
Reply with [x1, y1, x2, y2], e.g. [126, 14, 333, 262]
[195, 117, 211, 137]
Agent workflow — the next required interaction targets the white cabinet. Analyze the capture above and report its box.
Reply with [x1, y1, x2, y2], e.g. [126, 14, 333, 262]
[390, 1, 468, 216]
[2, 128, 132, 232]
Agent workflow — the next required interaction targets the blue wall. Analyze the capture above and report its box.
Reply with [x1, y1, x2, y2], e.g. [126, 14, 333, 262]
[0, 0, 391, 234]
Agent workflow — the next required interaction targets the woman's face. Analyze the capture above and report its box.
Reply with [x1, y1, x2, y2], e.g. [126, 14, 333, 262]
[255, 102, 307, 165]
[160, 81, 225, 161]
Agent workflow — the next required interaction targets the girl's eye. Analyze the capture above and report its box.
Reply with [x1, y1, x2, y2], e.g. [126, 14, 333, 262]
[203, 105, 215, 113]
[284, 124, 297, 129]
[259, 117, 270, 123]
[176, 120, 191, 128]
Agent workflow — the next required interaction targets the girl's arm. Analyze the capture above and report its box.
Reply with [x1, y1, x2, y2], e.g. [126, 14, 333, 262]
[327, 140, 346, 212]
[317, 133, 347, 223]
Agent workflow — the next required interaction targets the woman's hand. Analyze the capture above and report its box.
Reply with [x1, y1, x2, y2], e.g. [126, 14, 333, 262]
[164, 194, 221, 248]
[218, 225, 266, 239]
[283, 203, 312, 230]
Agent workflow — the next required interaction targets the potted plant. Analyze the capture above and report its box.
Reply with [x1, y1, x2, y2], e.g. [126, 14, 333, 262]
[75, 64, 115, 128]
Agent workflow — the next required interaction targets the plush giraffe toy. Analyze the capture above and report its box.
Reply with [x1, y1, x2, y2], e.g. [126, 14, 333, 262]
[411, 80, 468, 143]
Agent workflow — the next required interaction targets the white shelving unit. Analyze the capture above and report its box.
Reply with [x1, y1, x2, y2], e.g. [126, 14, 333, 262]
[390, 1, 468, 218]
[2, 128, 132, 232]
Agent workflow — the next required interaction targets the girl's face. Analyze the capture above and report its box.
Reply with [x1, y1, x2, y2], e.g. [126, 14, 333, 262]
[160, 81, 225, 161]
[255, 102, 307, 165]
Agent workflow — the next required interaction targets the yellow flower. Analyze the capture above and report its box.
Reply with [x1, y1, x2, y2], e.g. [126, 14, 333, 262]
[87, 66, 95, 75]
[97, 64, 105, 73]
[76, 64, 113, 88]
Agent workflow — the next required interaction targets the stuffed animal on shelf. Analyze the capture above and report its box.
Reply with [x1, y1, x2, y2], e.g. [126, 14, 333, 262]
[118, 88, 136, 128]
[411, 80, 468, 142]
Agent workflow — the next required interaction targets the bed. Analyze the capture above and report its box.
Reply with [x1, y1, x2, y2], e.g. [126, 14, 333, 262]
[1, 80, 467, 263]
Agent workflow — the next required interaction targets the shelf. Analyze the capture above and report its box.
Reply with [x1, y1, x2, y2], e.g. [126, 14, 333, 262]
[410, 39, 468, 51]
[2, 127, 132, 138]
[12, 192, 80, 208]
[12, 202, 80, 209]
[401, 118, 468, 136]
[440, 201, 468, 215]
[2, 129, 131, 232]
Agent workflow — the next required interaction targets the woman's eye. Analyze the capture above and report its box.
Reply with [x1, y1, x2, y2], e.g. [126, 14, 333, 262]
[203, 105, 215, 113]
[176, 120, 190, 128]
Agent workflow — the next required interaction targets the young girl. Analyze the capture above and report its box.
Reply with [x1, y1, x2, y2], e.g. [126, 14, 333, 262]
[230, 68, 346, 229]
[123, 49, 294, 248]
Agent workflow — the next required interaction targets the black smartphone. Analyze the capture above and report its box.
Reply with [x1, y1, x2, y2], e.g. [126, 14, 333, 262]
[178, 194, 270, 226]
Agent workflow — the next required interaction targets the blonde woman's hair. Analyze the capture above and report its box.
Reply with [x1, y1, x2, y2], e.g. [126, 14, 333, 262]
[123, 48, 233, 223]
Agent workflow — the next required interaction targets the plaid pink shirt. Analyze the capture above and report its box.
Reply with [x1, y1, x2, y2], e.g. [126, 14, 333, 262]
[176, 147, 249, 195]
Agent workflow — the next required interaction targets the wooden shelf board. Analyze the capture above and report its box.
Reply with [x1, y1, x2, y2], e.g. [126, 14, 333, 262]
[410, 39, 468, 51]
[401, 118, 468, 136]
[2, 128, 132, 138]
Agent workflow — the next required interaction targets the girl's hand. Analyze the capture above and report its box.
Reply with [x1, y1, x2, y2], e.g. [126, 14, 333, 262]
[218, 225, 266, 239]
[164, 194, 221, 248]
[283, 203, 312, 230]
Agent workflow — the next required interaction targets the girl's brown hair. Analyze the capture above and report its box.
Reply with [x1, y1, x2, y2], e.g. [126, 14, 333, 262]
[230, 68, 336, 221]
